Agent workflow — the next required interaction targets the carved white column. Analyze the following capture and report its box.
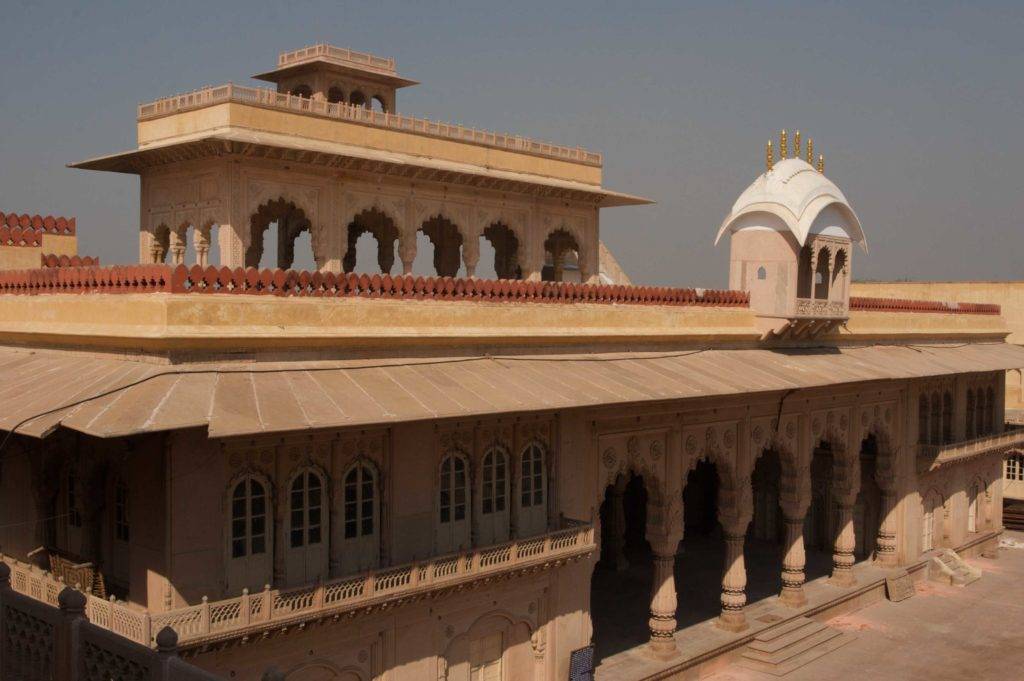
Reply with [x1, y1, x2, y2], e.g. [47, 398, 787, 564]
[780, 514, 808, 607]
[718, 527, 749, 631]
[875, 489, 898, 568]
[830, 501, 856, 586]
[647, 534, 679, 659]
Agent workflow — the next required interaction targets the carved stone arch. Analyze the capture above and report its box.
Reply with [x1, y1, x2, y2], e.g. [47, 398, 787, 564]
[439, 609, 536, 681]
[282, 659, 366, 681]
[341, 193, 407, 236]
[417, 207, 467, 278]
[341, 201, 403, 274]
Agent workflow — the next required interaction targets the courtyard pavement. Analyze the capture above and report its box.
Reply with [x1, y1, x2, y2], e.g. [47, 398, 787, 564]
[708, 531, 1024, 681]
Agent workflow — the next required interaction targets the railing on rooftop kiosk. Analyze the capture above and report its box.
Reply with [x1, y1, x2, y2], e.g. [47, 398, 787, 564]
[136, 83, 603, 166]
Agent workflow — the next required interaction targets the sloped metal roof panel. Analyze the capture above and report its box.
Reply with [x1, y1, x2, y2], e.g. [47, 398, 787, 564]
[1, 342, 1022, 440]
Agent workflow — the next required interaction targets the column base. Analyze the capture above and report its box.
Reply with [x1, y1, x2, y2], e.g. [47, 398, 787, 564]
[646, 637, 680, 660]
[779, 585, 808, 608]
[874, 552, 898, 569]
[828, 570, 856, 588]
[716, 610, 749, 633]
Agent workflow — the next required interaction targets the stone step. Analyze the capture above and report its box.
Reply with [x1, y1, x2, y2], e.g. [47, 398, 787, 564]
[746, 619, 829, 655]
[738, 630, 856, 677]
[749, 616, 823, 645]
[743, 626, 844, 664]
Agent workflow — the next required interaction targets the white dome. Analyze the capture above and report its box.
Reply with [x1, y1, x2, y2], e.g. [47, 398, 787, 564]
[715, 158, 867, 251]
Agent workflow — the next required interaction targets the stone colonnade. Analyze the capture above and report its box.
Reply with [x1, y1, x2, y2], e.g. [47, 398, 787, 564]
[597, 404, 902, 659]
[139, 161, 601, 284]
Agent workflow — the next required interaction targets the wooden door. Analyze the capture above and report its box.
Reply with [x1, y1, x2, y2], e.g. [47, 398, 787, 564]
[339, 464, 379, 575]
[285, 470, 329, 586]
[517, 444, 547, 538]
[437, 455, 471, 553]
[477, 449, 510, 546]
[226, 476, 273, 594]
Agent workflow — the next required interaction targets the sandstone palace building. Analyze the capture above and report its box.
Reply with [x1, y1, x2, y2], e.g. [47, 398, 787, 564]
[0, 44, 1023, 681]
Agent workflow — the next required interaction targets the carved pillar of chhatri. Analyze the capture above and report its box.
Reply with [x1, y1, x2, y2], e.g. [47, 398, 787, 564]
[778, 448, 811, 608]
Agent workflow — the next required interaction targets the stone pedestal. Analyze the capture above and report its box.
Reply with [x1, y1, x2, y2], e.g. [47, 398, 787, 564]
[780, 515, 808, 607]
[830, 503, 856, 587]
[647, 547, 680, 659]
[718, 531, 749, 632]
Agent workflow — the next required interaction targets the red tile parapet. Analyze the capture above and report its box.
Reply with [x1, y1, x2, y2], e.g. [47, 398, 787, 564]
[40, 254, 100, 268]
[0, 264, 750, 307]
[0, 212, 77, 244]
[850, 296, 1000, 316]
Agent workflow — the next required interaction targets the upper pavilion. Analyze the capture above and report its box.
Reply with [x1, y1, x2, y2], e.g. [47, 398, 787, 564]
[69, 42, 651, 283]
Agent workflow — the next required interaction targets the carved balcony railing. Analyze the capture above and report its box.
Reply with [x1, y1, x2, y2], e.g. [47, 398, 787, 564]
[276, 43, 396, 74]
[917, 425, 1024, 473]
[136, 83, 603, 166]
[792, 297, 848, 320]
[3, 522, 594, 650]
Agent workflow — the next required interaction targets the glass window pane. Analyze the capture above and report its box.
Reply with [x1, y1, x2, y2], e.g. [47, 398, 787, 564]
[308, 526, 321, 545]
[455, 504, 465, 522]
[309, 487, 321, 507]
[362, 516, 373, 535]
[232, 539, 246, 558]
[251, 516, 265, 535]
[251, 495, 265, 515]
[290, 529, 303, 548]
[232, 519, 246, 539]
[345, 519, 357, 539]
[232, 498, 246, 519]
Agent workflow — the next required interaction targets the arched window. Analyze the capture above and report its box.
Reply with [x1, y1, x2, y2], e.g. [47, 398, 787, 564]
[437, 454, 470, 552]
[929, 391, 942, 445]
[918, 394, 929, 445]
[813, 248, 830, 300]
[942, 391, 953, 444]
[478, 447, 510, 545]
[339, 463, 379, 574]
[66, 464, 83, 528]
[227, 474, 273, 594]
[1006, 453, 1024, 482]
[975, 388, 987, 437]
[371, 95, 387, 113]
[327, 86, 345, 104]
[966, 389, 976, 439]
[518, 443, 547, 537]
[985, 386, 995, 435]
[350, 91, 367, 108]
[114, 479, 129, 542]
[756, 266, 767, 280]
[285, 469, 328, 586]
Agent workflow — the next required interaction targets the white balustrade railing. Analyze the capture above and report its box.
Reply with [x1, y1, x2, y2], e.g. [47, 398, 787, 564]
[3, 522, 593, 649]
[918, 425, 1024, 471]
[4, 554, 153, 645]
[136, 83, 603, 166]
[277, 43, 396, 74]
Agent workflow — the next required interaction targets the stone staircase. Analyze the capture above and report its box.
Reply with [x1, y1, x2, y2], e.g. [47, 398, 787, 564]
[737, 616, 855, 676]
[929, 548, 981, 586]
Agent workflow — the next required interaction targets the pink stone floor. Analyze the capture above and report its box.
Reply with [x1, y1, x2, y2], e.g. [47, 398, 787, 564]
[707, 531, 1024, 681]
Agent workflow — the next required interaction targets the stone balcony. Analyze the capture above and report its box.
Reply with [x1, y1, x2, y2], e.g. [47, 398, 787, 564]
[3, 521, 594, 651]
[917, 425, 1024, 473]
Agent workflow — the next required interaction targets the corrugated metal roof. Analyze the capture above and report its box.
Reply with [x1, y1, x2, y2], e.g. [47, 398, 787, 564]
[4, 342, 1024, 440]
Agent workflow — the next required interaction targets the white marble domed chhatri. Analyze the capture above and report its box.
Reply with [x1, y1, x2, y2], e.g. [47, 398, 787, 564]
[717, 136, 863, 339]
[715, 157, 867, 251]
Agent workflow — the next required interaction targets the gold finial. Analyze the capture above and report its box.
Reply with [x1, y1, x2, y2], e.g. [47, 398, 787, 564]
[793, 130, 801, 160]
[766, 140, 774, 171]
[779, 130, 787, 159]
[806, 138, 814, 165]
[817, 154, 825, 173]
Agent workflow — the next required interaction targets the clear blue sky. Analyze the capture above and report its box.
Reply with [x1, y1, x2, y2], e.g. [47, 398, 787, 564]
[1, 1, 1021, 286]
